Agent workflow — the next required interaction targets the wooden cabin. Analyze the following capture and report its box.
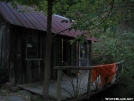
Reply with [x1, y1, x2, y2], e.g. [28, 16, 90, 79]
[0, 2, 97, 85]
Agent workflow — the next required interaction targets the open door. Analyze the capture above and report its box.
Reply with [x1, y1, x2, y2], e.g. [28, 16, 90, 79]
[55, 38, 70, 66]
[79, 42, 90, 66]
[54, 38, 70, 76]
[78, 42, 90, 74]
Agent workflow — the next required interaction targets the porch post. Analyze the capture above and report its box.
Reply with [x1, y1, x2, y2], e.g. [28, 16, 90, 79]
[76, 41, 79, 66]
[61, 38, 63, 63]
[87, 69, 92, 100]
[57, 69, 62, 101]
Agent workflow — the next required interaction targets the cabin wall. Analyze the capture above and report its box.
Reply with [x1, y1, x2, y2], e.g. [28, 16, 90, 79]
[9, 25, 45, 85]
[8, 25, 92, 84]
[20, 28, 45, 84]
[0, 23, 11, 85]
[0, 23, 10, 71]
[9, 25, 18, 85]
[0, 16, 10, 84]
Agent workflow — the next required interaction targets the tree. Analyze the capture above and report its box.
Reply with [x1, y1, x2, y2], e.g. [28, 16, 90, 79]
[43, 0, 53, 100]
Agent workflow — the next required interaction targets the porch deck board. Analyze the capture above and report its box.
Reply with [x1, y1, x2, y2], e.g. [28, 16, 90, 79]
[17, 75, 90, 100]
[17, 72, 107, 100]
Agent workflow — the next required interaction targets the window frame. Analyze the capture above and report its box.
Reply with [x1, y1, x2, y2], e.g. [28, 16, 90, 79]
[25, 30, 42, 60]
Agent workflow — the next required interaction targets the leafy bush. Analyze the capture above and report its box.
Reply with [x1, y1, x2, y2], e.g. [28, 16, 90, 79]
[92, 30, 134, 97]
[0, 66, 9, 87]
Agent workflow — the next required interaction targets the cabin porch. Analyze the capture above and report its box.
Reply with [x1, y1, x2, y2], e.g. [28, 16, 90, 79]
[17, 61, 124, 101]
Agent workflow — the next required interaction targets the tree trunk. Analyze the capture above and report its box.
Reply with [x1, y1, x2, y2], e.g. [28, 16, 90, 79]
[43, 0, 53, 100]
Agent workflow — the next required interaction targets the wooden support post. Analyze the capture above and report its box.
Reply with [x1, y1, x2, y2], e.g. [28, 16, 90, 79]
[116, 65, 119, 83]
[57, 69, 62, 101]
[61, 38, 63, 63]
[87, 70, 92, 100]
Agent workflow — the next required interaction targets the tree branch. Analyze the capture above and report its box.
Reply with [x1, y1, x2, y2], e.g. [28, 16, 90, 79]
[53, 0, 61, 5]
[90, 0, 115, 30]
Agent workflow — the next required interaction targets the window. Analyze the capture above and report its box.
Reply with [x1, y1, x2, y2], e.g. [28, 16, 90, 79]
[26, 31, 40, 58]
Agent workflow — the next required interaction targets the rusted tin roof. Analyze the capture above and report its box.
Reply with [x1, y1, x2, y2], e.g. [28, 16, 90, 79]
[0, 2, 97, 42]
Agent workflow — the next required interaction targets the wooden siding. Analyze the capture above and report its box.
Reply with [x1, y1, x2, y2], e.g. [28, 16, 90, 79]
[21, 28, 45, 84]
[0, 23, 10, 70]
[0, 22, 92, 85]
[9, 25, 45, 84]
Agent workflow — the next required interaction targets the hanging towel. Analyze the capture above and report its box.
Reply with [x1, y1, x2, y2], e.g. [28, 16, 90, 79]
[91, 63, 116, 85]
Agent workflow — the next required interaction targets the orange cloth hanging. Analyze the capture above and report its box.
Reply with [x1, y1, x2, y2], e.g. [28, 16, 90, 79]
[91, 63, 116, 85]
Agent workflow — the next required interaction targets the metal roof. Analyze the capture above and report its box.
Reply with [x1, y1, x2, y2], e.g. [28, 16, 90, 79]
[0, 2, 97, 42]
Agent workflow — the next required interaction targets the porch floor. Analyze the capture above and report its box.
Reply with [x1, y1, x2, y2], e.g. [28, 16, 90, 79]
[17, 73, 95, 100]
[17, 73, 113, 100]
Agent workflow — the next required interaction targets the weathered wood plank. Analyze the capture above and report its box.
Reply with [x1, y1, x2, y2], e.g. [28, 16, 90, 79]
[17, 73, 92, 100]
[54, 61, 124, 70]
[17, 76, 116, 101]
[0, 27, 2, 64]
[1, 25, 6, 65]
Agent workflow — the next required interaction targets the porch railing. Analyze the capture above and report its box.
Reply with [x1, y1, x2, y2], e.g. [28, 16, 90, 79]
[54, 61, 124, 101]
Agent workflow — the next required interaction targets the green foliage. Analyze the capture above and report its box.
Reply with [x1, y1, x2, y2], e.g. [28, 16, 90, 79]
[60, 0, 134, 42]
[65, 0, 116, 32]
[92, 30, 134, 97]
[53, 0, 83, 16]
[0, 66, 9, 87]
[92, 30, 134, 64]
[69, 34, 87, 44]
[118, 68, 134, 97]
